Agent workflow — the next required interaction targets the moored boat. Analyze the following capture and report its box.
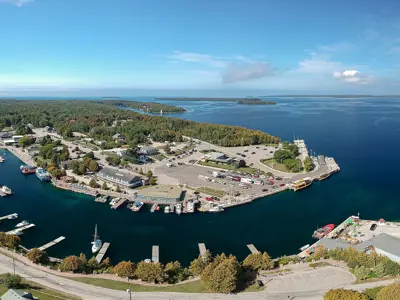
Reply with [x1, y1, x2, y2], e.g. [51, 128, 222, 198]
[299, 244, 310, 251]
[8, 213, 18, 220]
[1, 186, 12, 195]
[209, 204, 224, 213]
[0, 156, 4, 163]
[35, 167, 51, 182]
[291, 178, 312, 191]
[312, 224, 335, 239]
[187, 200, 195, 213]
[131, 201, 144, 212]
[109, 197, 120, 206]
[20, 164, 36, 174]
[176, 203, 182, 215]
[316, 173, 331, 181]
[16, 220, 29, 228]
[164, 206, 170, 213]
[91, 224, 102, 253]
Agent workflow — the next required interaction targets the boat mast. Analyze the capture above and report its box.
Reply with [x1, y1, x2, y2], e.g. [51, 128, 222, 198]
[93, 224, 99, 242]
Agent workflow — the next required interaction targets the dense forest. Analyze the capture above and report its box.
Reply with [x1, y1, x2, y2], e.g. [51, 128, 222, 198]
[101, 100, 186, 113]
[0, 100, 280, 147]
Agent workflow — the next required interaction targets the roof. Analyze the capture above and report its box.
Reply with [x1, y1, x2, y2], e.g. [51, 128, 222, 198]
[138, 184, 183, 199]
[1, 289, 37, 300]
[0, 132, 13, 138]
[358, 233, 400, 257]
[98, 167, 141, 182]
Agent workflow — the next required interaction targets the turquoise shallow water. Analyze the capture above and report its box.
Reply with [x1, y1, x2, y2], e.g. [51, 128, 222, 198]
[1, 97, 400, 265]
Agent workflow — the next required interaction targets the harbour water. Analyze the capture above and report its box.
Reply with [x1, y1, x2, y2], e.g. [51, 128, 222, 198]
[1, 97, 400, 265]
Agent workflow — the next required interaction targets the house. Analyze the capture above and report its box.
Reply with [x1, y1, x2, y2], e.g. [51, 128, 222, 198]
[97, 167, 142, 188]
[12, 135, 24, 142]
[94, 140, 106, 146]
[204, 152, 234, 163]
[114, 138, 125, 144]
[43, 126, 55, 132]
[1, 289, 38, 300]
[138, 146, 158, 155]
[1, 139, 17, 146]
[112, 133, 124, 139]
[27, 124, 34, 129]
[115, 149, 127, 157]
[0, 132, 13, 140]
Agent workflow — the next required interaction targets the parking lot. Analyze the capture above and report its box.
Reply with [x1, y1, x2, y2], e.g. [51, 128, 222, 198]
[263, 266, 354, 293]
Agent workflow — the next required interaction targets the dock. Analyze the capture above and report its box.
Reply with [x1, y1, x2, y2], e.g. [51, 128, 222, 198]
[198, 243, 207, 257]
[247, 244, 259, 254]
[38, 236, 66, 251]
[95, 195, 109, 203]
[6, 224, 35, 235]
[150, 203, 158, 213]
[95, 242, 110, 263]
[0, 213, 18, 221]
[111, 198, 127, 209]
[152, 245, 159, 263]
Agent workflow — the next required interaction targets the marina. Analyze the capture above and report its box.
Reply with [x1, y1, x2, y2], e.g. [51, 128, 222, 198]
[111, 198, 127, 209]
[38, 236, 66, 251]
[95, 242, 111, 263]
[0, 213, 18, 221]
[6, 223, 35, 235]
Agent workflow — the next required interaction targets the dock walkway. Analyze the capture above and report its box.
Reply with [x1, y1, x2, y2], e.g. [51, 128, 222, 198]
[111, 198, 127, 209]
[152, 245, 159, 263]
[95, 242, 110, 263]
[198, 243, 206, 257]
[247, 244, 259, 254]
[38, 236, 66, 251]
[6, 224, 35, 235]
[0, 213, 18, 221]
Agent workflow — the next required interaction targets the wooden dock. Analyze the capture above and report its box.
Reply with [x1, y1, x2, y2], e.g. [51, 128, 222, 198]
[152, 245, 159, 263]
[95, 242, 110, 263]
[111, 198, 127, 209]
[0, 213, 18, 221]
[198, 243, 207, 257]
[38, 236, 66, 251]
[247, 244, 259, 254]
[95, 195, 109, 203]
[6, 224, 35, 235]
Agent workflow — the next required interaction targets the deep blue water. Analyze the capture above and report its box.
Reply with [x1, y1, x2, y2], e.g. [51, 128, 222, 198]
[1, 97, 400, 265]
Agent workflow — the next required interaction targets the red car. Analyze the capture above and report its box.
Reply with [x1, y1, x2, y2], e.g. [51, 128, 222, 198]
[205, 197, 213, 201]
[280, 183, 286, 187]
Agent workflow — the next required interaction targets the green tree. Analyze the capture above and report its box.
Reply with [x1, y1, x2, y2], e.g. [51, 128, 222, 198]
[304, 157, 316, 172]
[242, 252, 274, 271]
[85, 151, 95, 159]
[4, 273, 22, 289]
[26, 248, 49, 264]
[135, 262, 164, 283]
[101, 257, 111, 269]
[354, 265, 371, 280]
[146, 170, 153, 178]
[189, 250, 212, 276]
[149, 177, 157, 185]
[374, 262, 386, 278]
[89, 179, 99, 188]
[164, 261, 184, 284]
[382, 260, 400, 276]
[101, 182, 109, 190]
[113, 261, 135, 278]
[376, 283, 400, 300]
[324, 289, 369, 300]
[87, 257, 100, 272]
[18, 136, 35, 148]
[88, 160, 99, 172]
[313, 246, 328, 260]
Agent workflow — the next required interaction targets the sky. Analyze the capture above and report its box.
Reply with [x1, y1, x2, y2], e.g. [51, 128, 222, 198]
[1, 0, 400, 96]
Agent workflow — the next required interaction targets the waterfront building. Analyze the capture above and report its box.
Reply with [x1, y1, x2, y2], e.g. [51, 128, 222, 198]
[1, 289, 37, 300]
[135, 184, 183, 204]
[204, 152, 234, 163]
[138, 146, 158, 155]
[97, 167, 142, 188]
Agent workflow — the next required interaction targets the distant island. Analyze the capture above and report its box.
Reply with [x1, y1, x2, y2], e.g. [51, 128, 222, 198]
[263, 95, 400, 98]
[100, 100, 186, 113]
[154, 97, 276, 104]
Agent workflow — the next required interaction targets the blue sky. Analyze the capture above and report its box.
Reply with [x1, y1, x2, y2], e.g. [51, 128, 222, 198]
[1, 0, 400, 95]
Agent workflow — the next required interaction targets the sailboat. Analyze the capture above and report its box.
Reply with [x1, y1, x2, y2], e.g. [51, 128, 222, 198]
[91, 224, 102, 253]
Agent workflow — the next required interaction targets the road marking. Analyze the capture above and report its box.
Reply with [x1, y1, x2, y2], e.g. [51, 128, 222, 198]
[300, 274, 307, 284]
[291, 276, 297, 285]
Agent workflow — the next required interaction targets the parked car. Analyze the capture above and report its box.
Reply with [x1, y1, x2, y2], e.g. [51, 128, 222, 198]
[244, 150, 249, 152]
[280, 183, 286, 187]
[370, 224, 377, 231]
[205, 197, 213, 201]
[251, 152, 256, 154]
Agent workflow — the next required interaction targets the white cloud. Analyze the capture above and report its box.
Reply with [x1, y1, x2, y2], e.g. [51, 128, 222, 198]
[222, 62, 274, 83]
[169, 51, 226, 67]
[332, 70, 373, 84]
[0, 0, 34, 6]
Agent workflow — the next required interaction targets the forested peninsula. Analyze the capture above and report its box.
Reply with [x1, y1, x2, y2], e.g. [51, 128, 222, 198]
[0, 100, 280, 147]
[154, 97, 276, 104]
[101, 100, 186, 113]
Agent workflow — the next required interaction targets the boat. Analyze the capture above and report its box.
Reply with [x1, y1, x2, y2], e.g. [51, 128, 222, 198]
[35, 167, 51, 182]
[109, 197, 120, 206]
[1, 186, 12, 195]
[8, 213, 18, 220]
[14, 229, 23, 236]
[209, 204, 224, 213]
[164, 206, 170, 213]
[91, 224, 102, 253]
[20, 164, 36, 174]
[150, 203, 159, 213]
[0, 156, 4, 163]
[16, 220, 29, 228]
[299, 244, 310, 252]
[291, 178, 312, 191]
[170, 204, 175, 213]
[312, 224, 335, 239]
[131, 201, 144, 212]
[187, 201, 195, 213]
[176, 203, 182, 215]
[316, 173, 331, 181]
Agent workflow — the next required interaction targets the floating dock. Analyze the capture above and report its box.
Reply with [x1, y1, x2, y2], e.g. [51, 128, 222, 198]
[198, 243, 207, 257]
[6, 223, 35, 235]
[38, 236, 66, 251]
[152, 245, 159, 263]
[247, 244, 259, 254]
[150, 203, 158, 213]
[111, 198, 127, 209]
[0, 213, 18, 221]
[95, 195, 109, 203]
[95, 242, 110, 263]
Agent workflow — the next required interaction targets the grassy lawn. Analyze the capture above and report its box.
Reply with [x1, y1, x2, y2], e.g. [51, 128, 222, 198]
[309, 262, 331, 268]
[69, 277, 263, 293]
[195, 186, 226, 197]
[102, 151, 118, 158]
[0, 274, 80, 300]
[364, 286, 384, 300]
[198, 161, 261, 174]
[151, 153, 167, 161]
[261, 158, 291, 173]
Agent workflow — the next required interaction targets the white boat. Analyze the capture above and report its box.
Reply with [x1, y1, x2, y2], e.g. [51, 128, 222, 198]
[187, 201, 195, 213]
[8, 213, 18, 220]
[1, 186, 12, 195]
[109, 197, 120, 206]
[91, 224, 102, 253]
[299, 244, 310, 252]
[164, 206, 170, 213]
[209, 205, 224, 213]
[131, 201, 144, 212]
[170, 204, 175, 213]
[14, 229, 23, 236]
[0, 156, 4, 163]
[16, 220, 29, 228]
[176, 203, 182, 215]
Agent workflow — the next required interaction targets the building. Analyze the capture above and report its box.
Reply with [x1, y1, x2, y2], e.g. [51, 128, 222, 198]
[135, 185, 183, 204]
[204, 152, 234, 163]
[1, 289, 38, 300]
[97, 167, 142, 188]
[1, 139, 17, 146]
[0, 132, 13, 140]
[112, 133, 124, 139]
[138, 146, 158, 155]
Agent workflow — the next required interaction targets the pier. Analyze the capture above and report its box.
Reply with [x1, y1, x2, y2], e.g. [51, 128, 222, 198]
[152, 245, 159, 263]
[95, 195, 109, 203]
[150, 203, 158, 212]
[111, 198, 127, 209]
[6, 224, 35, 235]
[38, 236, 66, 251]
[95, 242, 110, 263]
[247, 244, 259, 254]
[0, 213, 18, 221]
[198, 243, 207, 257]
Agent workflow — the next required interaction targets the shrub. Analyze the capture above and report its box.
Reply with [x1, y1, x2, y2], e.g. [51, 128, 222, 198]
[113, 261, 135, 278]
[4, 273, 22, 289]
[354, 266, 371, 280]
[135, 262, 164, 283]
[324, 288, 369, 300]
[26, 248, 49, 264]
[376, 283, 400, 300]
[242, 252, 274, 271]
